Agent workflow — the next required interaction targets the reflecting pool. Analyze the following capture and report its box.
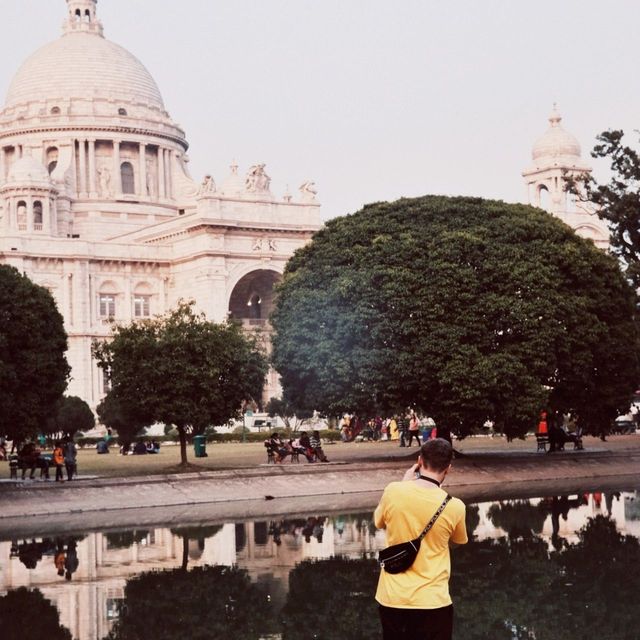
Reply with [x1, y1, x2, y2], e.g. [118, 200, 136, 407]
[1, 489, 639, 639]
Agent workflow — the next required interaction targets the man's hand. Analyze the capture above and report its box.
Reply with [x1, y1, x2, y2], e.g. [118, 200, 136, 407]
[402, 463, 420, 481]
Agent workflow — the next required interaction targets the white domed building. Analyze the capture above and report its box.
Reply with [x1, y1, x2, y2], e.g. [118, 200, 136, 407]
[0, 0, 321, 408]
[522, 106, 608, 248]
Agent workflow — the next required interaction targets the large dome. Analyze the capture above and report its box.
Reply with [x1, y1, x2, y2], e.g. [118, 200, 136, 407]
[5, 32, 164, 111]
[532, 107, 581, 161]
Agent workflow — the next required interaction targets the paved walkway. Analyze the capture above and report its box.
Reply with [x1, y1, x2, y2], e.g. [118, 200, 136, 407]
[1, 437, 639, 537]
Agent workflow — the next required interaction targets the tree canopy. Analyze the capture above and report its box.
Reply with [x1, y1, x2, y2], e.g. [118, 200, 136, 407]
[0, 587, 72, 640]
[105, 565, 275, 640]
[271, 195, 640, 438]
[0, 265, 69, 443]
[51, 395, 94, 437]
[93, 302, 269, 464]
[569, 129, 640, 288]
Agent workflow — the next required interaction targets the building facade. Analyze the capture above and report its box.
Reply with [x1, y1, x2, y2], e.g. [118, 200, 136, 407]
[0, 0, 321, 409]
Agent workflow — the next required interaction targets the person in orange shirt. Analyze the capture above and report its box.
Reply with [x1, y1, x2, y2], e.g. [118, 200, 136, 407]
[52, 441, 65, 482]
[375, 439, 468, 640]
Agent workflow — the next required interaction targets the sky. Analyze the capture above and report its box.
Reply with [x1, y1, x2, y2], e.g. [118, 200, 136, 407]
[0, 0, 639, 221]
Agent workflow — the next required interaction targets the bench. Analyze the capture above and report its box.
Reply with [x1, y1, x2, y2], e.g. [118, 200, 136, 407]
[9, 454, 51, 480]
[535, 432, 584, 452]
[265, 444, 302, 464]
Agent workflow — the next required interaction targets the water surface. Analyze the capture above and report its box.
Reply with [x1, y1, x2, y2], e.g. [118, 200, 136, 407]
[1, 488, 639, 640]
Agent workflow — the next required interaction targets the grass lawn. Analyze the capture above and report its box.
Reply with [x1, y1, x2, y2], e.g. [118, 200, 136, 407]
[26, 433, 638, 480]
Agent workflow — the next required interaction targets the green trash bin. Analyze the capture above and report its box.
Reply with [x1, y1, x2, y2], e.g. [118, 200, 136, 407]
[193, 435, 207, 458]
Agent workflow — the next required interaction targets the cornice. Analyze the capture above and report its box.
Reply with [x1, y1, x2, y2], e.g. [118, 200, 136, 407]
[0, 124, 188, 150]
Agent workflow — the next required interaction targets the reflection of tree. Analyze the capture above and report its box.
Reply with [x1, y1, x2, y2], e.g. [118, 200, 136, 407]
[452, 514, 640, 640]
[169, 525, 223, 570]
[452, 535, 550, 640]
[281, 557, 381, 640]
[105, 566, 276, 640]
[0, 587, 71, 640]
[105, 530, 149, 549]
[487, 500, 547, 537]
[465, 504, 480, 537]
[546, 515, 640, 640]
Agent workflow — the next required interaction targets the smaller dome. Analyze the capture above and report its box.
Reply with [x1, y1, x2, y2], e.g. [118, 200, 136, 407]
[532, 107, 581, 161]
[6, 156, 51, 184]
[219, 161, 245, 196]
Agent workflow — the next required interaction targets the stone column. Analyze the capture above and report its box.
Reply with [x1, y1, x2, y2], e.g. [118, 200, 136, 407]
[113, 140, 122, 197]
[27, 195, 33, 232]
[0, 147, 5, 182]
[138, 143, 147, 197]
[87, 139, 97, 197]
[164, 149, 172, 199]
[77, 139, 87, 198]
[157, 147, 166, 199]
[43, 197, 51, 234]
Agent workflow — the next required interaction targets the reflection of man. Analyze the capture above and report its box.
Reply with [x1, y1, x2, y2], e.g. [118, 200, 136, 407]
[375, 439, 467, 640]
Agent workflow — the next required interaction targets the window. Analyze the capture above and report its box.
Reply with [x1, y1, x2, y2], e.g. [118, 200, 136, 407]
[50, 106, 61, 115]
[46, 147, 59, 175]
[133, 294, 150, 318]
[102, 367, 112, 394]
[99, 294, 116, 318]
[33, 201, 43, 229]
[118, 108, 128, 116]
[16, 200, 27, 231]
[121, 162, 135, 194]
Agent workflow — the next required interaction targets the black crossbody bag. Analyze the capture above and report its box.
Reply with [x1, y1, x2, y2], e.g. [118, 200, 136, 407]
[378, 494, 451, 574]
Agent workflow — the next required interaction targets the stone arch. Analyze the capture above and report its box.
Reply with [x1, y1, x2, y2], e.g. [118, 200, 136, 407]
[574, 224, 607, 244]
[537, 183, 550, 211]
[228, 268, 283, 324]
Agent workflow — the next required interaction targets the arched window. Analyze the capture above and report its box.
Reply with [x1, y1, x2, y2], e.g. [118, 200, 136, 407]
[538, 185, 550, 212]
[75, 8, 81, 21]
[46, 147, 59, 175]
[118, 107, 128, 116]
[33, 201, 43, 229]
[84, 9, 91, 22]
[121, 162, 135, 194]
[17, 200, 27, 230]
[50, 106, 61, 115]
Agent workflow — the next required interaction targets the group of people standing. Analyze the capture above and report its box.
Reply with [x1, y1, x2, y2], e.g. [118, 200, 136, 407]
[51, 439, 78, 482]
[340, 414, 446, 447]
[17, 439, 77, 481]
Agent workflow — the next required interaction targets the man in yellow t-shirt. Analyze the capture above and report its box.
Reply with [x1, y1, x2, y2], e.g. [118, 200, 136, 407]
[374, 438, 467, 640]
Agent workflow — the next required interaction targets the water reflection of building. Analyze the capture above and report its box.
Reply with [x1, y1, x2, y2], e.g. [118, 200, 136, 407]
[1, 493, 638, 640]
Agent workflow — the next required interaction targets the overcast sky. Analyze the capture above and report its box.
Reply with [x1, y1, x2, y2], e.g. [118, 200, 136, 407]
[1, 0, 638, 220]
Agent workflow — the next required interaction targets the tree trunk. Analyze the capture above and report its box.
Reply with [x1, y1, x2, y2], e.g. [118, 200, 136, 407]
[178, 425, 188, 466]
[181, 535, 189, 571]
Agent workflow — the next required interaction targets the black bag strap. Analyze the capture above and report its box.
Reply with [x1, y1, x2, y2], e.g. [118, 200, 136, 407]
[416, 495, 451, 542]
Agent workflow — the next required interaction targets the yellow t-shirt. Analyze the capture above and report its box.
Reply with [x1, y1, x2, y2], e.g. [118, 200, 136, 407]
[374, 481, 467, 609]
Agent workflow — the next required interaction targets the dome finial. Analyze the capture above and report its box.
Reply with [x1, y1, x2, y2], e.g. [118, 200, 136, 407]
[549, 103, 562, 127]
[64, 0, 103, 37]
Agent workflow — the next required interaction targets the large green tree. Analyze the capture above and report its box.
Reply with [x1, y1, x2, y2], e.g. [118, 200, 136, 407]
[51, 395, 95, 437]
[271, 196, 640, 438]
[568, 130, 640, 288]
[0, 265, 69, 444]
[93, 302, 268, 465]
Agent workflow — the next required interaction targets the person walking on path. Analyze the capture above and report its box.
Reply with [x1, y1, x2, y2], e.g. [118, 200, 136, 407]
[407, 413, 421, 447]
[374, 439, 468, 640]
[398, 415, 409, 447]
[52, 441, 65, 482]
